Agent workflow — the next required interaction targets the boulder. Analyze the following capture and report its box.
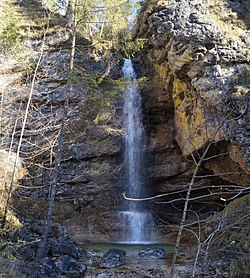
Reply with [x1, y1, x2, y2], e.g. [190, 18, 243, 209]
[138, 248, 166, 259]
[99, 249, 126, 269]
[48, 225, 86, 259]
[55, 255, 86, 274]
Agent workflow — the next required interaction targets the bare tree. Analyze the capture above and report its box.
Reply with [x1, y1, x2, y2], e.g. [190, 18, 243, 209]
[170, 92, 250, 277]
[36, 0, 79, 261]
[123, 90, 249, 277]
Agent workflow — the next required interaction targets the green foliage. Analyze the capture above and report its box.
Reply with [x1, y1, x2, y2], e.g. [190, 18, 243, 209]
[71, 72, 125, 109]
[76, 0, 130, 40]
[71, 73, 100, 93]
[41, 0, 58, 13]
[44, 0, 147, 63]
[93, 112, 110, 125]
[0, 8, 22, 52]
[71, 71, 147, 119]
[118, 35, 148, 58]
[91, 89, 118, 110]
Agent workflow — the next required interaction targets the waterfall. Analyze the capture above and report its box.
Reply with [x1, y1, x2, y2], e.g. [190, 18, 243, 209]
[122, 59, 148, 243]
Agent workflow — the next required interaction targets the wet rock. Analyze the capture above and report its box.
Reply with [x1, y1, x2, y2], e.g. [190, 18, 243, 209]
[99, 249, 126, 269]
[138, 248, 165, 259]
[17, 227, 28, 239]
[148, 269, 165, 277]
[20, 245, 37, 261]
[56, 255, 71, 273]
[35, 262, 52, 278]
[19, 265, 33, 275]
[34, 255, 86, 277]
[85, 270, 146, 278]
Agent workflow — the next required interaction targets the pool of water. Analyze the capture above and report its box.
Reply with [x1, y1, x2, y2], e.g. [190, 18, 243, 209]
[82, 242, 175, 276]
[82, 242, 175, 257]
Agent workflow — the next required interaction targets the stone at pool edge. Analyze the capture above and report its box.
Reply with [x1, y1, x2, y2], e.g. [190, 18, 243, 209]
[138, 248, 166, 259]
[99, 249, 126, 269]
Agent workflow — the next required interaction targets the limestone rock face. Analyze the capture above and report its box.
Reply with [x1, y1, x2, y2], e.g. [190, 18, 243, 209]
[136, 0, 250, 185]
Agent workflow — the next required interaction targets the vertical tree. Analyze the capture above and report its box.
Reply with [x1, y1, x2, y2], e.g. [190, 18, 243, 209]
[36, 0, 79, 260]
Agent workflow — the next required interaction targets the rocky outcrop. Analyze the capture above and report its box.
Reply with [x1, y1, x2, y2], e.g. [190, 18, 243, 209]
[135, 0, 250, 186]
[0, 150, 25, 194]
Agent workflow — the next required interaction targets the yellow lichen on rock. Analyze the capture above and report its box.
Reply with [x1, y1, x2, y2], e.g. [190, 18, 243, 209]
[172, 78, 223, 156]
[154, 64, 169, 81]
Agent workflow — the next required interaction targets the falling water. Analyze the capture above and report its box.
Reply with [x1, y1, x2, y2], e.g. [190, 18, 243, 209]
[122, 59, 148, 243]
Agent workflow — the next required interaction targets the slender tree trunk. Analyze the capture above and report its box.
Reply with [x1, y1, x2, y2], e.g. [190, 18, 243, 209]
[36, 0, 78, 261]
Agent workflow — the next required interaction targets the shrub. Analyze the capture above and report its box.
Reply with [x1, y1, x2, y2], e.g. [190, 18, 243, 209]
[0, 8, 22, 52]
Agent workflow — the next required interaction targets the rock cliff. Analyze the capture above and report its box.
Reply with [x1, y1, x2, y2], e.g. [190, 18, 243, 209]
[0, 0, 249, 276]
[135, 0, 250, 190]
[1, 0, 249, 246]
[0, 0, 125, 242]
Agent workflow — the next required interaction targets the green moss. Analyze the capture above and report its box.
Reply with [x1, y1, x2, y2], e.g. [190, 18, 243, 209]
[90, 162, 111, 174]
[93, 113, 111, 125]
[173, 79, 188, 107]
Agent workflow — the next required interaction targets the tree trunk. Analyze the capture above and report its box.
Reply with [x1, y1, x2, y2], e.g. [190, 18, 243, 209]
[36, 0, 78, 261]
